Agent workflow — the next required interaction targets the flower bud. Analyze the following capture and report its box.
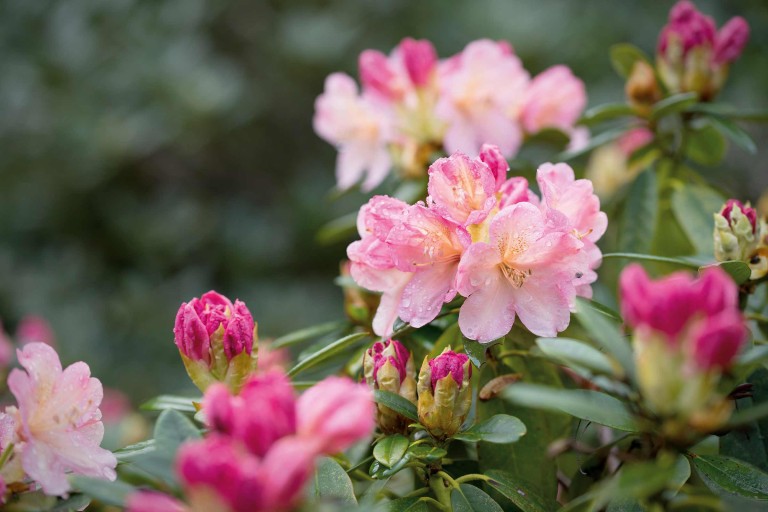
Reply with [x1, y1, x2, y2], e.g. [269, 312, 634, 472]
[363, 339, 417, 433]
[416, 349, 472, 438]
[174, 291, 258, 392]
[625, 61, 661, 114]
[479, 143, 510, 190]
[399, 37, 437, 87]
[340, 261, 381, 328]
[713, 17, 749, 66]
[359, 50, 401, 100]
[714, 200, 760, 274]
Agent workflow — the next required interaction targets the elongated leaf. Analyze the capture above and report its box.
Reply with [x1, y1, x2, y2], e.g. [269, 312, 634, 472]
[485, 470, 561, 512]
[536, 337, 620, 377]
[373, 390, 419, 422]
[707, 114, 758, 154]
[71, 477, 135, 507]
[52, 494, 91, 511]
[114, 439, 156, 461]
[671, 184, 724, 255]
[272, 320, 345, 349]
[707, 260, 751, 285]
[686, 103, 768, 122]
[154, 409, 202, 456]
[288, 331, 369, 377]
[373, 434, 409, 468]
[575, 298, 635, 383]
[464, 337, 491, 368]
[619, 169, 657, 254]
[690, 454, 768, 500]
[407, 444, 447, 462]
[504, 384, 643, 432]
[140, 395, 199, 413]
[451, 485, 504, 512]
[385, 498, 430, 512]
[602, 252, 700, 268]
[685, 124, 726, 165]
[314, 457, 357, 505]
[610, 43, 651, 78]
[453, 414, 526, 444]
[580, 103, 637, 125]
[650, 92, 698, 120]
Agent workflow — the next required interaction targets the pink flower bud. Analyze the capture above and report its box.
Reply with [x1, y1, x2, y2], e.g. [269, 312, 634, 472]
[617, 128, 654, 158]
[721, 199, 757, 233]
[714, 16, 749, 65]
[691, 311, 747, 370]
[479, 144, 510, 190]
[658, 1, 716, 56]
[203, 371, 296, 458]
[367, 339, 410, 384]
[297, 377, 374, 455]
[428, 350, 470, 391]
[359, 49, 400, 99]
[127, 491, 187, 512]
[174, 291, 255, 364]
[399, 37, 437, 87]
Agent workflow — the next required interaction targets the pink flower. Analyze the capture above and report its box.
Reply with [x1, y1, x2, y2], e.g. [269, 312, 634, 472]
[456, 202, 584, 341]
[203, 371, 296, 458]
[478, 144, 510, 190]
[426, 152, 498, 226]
[5, 343, 116, 496]
[714, 17, 750, 65]
[297, 377, 374, 455]
[16, 316, 56, 347]
[619, 264, 746, 369]
[127, 491, 188, 512]
[429, 350, 470, 390]
[359, 49, 409, 101]
[436, 39, 529, 157]
[520, 65, 586, 135]
[400, 38, 438, 87]
[313, 73, 392, 191]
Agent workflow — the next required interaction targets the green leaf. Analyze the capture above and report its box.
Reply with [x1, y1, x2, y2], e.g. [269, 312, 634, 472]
[690, 454, 768, 500]
[707, 114, 758, 154]
[650, 92, 699, 120]
[316, 212, 358, 245]
[373, 434, 409, 468]
[593, 455, 687, 508]
[685, 124, 727, 165]
[453, 414, 526, 444]
[272, 320, 345, 349]
[610, 43, 651, 78]
[52, 494, 92, 512]
[738, 345, 768, 368]
[619, 169, 657, 254]
[70, 477, 136, 507]
[114, 439, 156, 461]
[706, 260, 752, 285]
[154, 409, 202, 457]
[526, 128, 571, 148]
[463, 337, 491, 368]
[670, 183, 724, 255]
[288, 331, 370, 377]
[485, 470, 561, 512]
[140, 394, 199, 413]
[580, 103, 637, 126]
[579, 298, 622, 321]
[575, 298, 635, 383]
[373, 390, 419, 422]
[536, 337, 621, 377]
[407, 444, 447, 462]
[452, 484, 504, 512]
[314, 457, 358, 505]
[686, 103, 768, 122]
[504, 384, 643, 432]
[385, 497, 430, 512]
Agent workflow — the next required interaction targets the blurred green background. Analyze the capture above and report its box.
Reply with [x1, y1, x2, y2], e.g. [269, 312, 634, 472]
[0, 0, 766, 400]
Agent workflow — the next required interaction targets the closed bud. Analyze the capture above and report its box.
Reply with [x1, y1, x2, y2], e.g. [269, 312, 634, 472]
[714, 200, 761, 276]
[173, 291, 258, 393]
[625, 61, 661, 114]
[416, 349, 472, 438]
[399, 38, 437, 87]
[363, 339, 417, 433]
[359, 50, 401, 100]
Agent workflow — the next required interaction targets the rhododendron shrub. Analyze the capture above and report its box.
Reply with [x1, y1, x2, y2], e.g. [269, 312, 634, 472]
[4, 1, 768, 511]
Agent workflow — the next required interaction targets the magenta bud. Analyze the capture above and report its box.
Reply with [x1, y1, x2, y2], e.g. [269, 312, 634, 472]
[399, 37, 437, 87]
[658, 0, 716, 56]
[368, 339, 410, 383]
[429, 350, 470, 391]
[714, 17, 749, 65]
[691, 311, 747, 370]
[479, 143, 510, 190]
[359, 49, 399, 99]
[721, 199, 757, 233]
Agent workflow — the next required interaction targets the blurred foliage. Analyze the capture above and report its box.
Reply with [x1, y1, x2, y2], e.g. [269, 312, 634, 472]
[0, 0, 766, 400]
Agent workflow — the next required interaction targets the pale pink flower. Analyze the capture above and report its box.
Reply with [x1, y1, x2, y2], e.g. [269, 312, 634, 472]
[520, 65, 586, 135]
[313, 73, 392, 191]
[297, 377, 374, 455]
[6, 342, 116, 496]
[436, 39, 529, 157]
[498, 176, 540, 210]
[456, 202, 584, 342]
[16, 316, 56, 347]
[426, 152, 498, 226]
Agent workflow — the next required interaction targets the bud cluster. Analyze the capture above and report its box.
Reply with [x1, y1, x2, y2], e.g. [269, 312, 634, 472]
[714, 199, 768, 280]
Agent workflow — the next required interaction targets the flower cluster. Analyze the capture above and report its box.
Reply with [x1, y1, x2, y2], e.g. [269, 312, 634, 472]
[0, 343, 117, 499]
[714, 199, 768, 280]
[363, 339, 417, 433]
[348, 147, 606, 342]
[314, 38, 587, 191]
[620, 264, 747, 433]
[656, 0, 749, 100]
[128, 370, 374, 512]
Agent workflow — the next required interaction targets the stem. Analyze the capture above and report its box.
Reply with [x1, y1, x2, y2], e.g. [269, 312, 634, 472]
[746, 312, 768, 324]
[436, 471, 460, 489]
[455, 473, 491, 485]
[429, 474, 453, 509]
[403, 487, 430, 499]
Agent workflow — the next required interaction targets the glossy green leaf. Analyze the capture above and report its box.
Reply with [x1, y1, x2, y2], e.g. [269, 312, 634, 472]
[601, 252, 700, 267]
[70, 477, 136, 507]
[314, 457, 357, 505]
[685, 124, 727, 165]
[619, 169, 657, 254]
[373, 390, 419, 422]
[453, 414, 526, 444]
[670, 183, 724, 255]
[154, 409, 202, 457]
[580, 103, 637, 125]
[385, 497, 430, 512]
[687, 103, 768, 122]
[52, 494, 92, 512]
[690, 454, 768, 500]
[707, 114, 758, 154]
[114, 439, 156, 462]
[463, 337, 491, 368]
[536, 337, 620, 377]
[272, 320, 345, 349]
[650, 92, 699, 120]
[140, 394, 199, 413]
[504, 384, 643, 432]
[575, 298, 635, 383]
[485, 470, 561, 512]
[430, 322, 462, 358]
[407, 444, 447, 462]
[451, 484, 504, 512]
[706, 260, 752, 285]
[288, 331, 369, 377]
[610, 43, 651, 78]
[373, 434, 409, 468]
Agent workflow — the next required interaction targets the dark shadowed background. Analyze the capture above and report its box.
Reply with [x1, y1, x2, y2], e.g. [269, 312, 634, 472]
[0, 0, 766, 400]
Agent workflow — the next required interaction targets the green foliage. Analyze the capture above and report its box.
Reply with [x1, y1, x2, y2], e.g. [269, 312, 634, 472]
[314, 457, 358, 506]
[619, 169, 658, 255]
[373, 435, 410, 468]
[373, 390, 419, 423]
[690, 454, 768, 501]
[452, 414, 526, 444]
[609, 43, 651, 78]
[670, 183, 724, 255]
